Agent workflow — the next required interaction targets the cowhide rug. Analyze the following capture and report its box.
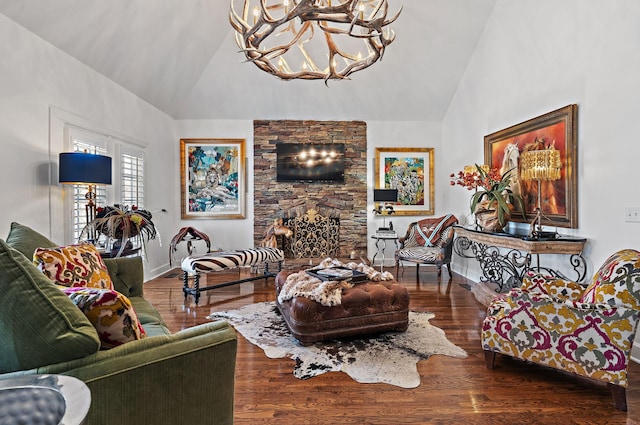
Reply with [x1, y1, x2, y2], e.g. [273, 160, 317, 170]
[208, 302, 467, 388]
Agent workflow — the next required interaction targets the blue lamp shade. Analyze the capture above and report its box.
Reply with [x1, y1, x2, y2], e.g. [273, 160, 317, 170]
[59, 152, 112, 185]
[373, 189, 398, 203]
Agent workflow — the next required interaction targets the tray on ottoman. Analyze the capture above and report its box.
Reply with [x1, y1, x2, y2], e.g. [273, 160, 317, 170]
[275, 270, 410, 345]
[305, 267, 368, 283]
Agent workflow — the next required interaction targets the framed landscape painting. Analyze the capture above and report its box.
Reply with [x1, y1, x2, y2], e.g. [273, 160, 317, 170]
[374, 147, 434, 216]
[484, 104, 578, 228]
[180, 138, 246, 219]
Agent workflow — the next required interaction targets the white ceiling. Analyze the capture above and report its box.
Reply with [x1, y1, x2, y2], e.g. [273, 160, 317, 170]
[0, 0, 497, 121]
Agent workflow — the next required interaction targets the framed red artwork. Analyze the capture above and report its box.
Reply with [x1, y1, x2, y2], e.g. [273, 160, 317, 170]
[484, 104, 578, 228]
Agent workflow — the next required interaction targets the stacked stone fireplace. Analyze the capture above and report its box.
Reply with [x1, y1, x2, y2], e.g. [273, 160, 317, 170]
[253, 120, 368, 260]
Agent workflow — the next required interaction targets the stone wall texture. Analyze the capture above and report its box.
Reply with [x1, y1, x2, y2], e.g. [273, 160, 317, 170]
[253, 120, 368, 258]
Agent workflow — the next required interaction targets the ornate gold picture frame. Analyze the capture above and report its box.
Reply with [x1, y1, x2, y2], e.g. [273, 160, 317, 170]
[180, 138, 246, 219]
[374, 147, 435, 216]
[484, 105, 578, 228]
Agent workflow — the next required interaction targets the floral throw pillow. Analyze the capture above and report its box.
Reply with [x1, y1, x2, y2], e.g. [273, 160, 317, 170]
[34, 243, 114, 290]
[62, 287, 146, 349]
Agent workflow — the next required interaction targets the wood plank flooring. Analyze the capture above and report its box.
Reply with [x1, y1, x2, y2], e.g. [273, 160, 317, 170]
[143, 266, 640, 424]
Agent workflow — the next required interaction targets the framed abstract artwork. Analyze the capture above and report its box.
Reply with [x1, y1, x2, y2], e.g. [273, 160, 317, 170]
[180, 138, 246, 219]
[374, 147, 435, 216]
[484, 104, 578, 228]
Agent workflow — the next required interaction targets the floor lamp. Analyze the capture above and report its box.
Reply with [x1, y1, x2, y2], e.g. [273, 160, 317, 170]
[519, 148, 561, 237]
[59, 152, 112, 241]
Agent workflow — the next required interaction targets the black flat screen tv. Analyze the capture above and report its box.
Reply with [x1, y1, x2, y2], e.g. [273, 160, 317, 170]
[276, 143, 345, 182]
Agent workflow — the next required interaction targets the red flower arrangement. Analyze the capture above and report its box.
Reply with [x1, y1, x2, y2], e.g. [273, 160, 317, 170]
[449, 164, 495, 191]
[450, 164, 524, 229]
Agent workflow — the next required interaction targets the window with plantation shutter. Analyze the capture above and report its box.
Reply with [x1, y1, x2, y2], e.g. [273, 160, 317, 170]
[69, 132, 109, 242]
[66, 127, 146, 243]
[120, 149, 145, 209]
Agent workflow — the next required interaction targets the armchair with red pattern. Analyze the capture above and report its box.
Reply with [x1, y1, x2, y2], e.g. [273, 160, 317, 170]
[481, 249, 640, 411]
[394, 215, 458, 279]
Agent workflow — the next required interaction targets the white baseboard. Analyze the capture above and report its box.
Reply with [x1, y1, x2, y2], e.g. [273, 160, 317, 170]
[145, 262, 172, 281]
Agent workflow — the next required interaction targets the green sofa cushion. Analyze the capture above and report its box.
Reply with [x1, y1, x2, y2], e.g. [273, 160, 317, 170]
[129, 297, 171, 336]
[6, 222, 58, 259]
[0, 239, 101, 373]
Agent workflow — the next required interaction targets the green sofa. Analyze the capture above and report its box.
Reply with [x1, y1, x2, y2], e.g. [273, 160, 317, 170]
[0, 223, 237, 425]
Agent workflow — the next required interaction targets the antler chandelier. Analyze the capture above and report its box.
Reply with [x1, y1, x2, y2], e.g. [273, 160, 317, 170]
[229, 0, 401, 81]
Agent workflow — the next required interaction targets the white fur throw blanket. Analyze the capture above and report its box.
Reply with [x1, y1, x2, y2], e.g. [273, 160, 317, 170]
[278, 258, 395, 307]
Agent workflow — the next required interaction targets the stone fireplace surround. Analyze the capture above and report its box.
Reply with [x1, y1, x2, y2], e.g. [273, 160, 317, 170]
[253, 120, 368, 260]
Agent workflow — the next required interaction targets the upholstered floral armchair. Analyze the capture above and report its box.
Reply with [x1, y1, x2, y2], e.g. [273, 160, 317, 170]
[482, 249, 640, 411]
[395, 215, 458, 279]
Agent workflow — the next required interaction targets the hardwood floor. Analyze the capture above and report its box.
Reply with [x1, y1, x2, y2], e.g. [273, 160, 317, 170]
[144, 266, 640, 424]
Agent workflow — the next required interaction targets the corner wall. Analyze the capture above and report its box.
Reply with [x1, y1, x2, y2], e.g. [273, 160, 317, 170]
[442, 0, 640, 361]
[0, 13, 176, 279]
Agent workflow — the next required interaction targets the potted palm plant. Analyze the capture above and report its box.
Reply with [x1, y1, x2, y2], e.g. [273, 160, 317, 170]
[450, 164, 524, 232]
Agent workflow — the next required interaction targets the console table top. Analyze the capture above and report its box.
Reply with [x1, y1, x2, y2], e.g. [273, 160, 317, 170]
[453, 225, 586, 255]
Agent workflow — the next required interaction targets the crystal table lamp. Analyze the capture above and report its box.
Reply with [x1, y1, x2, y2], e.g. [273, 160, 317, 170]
[519, 148, 561, 236]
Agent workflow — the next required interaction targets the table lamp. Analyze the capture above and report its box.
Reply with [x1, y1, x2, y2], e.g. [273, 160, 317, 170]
[373, 189, 398, 231]
[59, 152, 112, 240]
[519, 148, 561, 237]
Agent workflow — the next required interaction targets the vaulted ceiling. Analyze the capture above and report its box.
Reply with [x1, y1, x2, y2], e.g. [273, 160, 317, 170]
[0, 0, 496, 121]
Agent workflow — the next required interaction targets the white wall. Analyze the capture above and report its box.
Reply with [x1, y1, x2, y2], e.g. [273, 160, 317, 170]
[175, 119, 442, 265]
[366, 121, 443, 266]
[0, 5, 443, 278]
[0, 14, 176, 278]
[442, 0, 640, 359]
[173, 119, 255, 260]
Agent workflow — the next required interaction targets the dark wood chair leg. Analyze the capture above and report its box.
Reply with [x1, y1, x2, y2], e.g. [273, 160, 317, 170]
[484, 350, 496, 370]
[609, 383, 627, 411]
[415, 263, 419, 280]
[447, 263, 453, 279]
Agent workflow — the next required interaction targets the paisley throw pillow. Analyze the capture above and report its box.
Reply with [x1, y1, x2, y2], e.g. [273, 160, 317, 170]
[62, 286, 147, 349]
[34, 243, 114, 290]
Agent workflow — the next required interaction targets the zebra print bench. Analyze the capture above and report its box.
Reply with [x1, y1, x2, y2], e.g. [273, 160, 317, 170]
[181, 247, 284, 304]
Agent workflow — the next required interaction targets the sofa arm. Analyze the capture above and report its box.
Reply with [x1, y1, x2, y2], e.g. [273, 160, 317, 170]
[103, 256, 144, 298]
[34, 321, 237, 425]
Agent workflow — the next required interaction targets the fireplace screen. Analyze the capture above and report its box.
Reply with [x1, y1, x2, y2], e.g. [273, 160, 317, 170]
[283, 209, 339, 259]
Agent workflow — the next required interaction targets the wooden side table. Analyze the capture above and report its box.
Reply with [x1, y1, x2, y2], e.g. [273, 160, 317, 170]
[453, 225, 587, 291]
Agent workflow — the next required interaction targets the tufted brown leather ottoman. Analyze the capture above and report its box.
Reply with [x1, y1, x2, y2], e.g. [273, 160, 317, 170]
[275, 270, 410, 344]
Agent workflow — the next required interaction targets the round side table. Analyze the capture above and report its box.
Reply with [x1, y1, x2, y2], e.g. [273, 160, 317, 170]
[0, 374, 91, 425]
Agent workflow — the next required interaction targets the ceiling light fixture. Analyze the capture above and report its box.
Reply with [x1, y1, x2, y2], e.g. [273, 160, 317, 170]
[229, 0, 401, 82]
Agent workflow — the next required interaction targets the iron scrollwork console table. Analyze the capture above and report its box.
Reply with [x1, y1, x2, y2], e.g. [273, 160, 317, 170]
[453, 225, 587, 291]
